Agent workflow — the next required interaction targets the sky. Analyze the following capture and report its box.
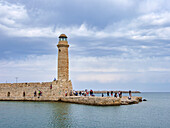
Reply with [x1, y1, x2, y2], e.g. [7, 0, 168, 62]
[0, 0, 170, 92]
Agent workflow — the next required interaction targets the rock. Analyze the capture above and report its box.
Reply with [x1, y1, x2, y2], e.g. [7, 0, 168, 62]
[143, 99, 147, 101]
[121, 96, 141, 105]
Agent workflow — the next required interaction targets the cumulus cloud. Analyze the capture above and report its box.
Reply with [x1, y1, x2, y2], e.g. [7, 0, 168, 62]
[0, 0, 170, 91]
[0, 0, 28, 26]
[0, 0, 170, 41]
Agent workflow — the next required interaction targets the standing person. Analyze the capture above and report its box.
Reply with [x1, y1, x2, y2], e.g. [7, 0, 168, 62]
[70, 91, 73, 96]
[111, 91, 113, 96]
[120, 91, 122, 98]
[79, 91, 82, 96]
[114, 93, 117, 98]
[34, 91, 36, 97]
[90, 90, 93, 96]
[40, 91, 42, 96]
[129, 90, 132, 99]
[85, 89, 89, 96]
[86, 91, 89, 96]
[107, 91, 109, 97]
[50, 84, 52, 89]
[65, 91, 67, 96]
[75, 91, 78, 96]
[129, 90, 132, 97]
[118, 91, 121, 97]
[102, 93, 104, 97]
[84, 91, 87, 96]
[38, 90, 41, 97]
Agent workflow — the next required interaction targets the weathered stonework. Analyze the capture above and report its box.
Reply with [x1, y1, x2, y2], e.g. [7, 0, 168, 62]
[0, 34, 72, 100]
[60, 96, 121, 106]
[60, 96, 142, 106]
[57, 34, 72, 93]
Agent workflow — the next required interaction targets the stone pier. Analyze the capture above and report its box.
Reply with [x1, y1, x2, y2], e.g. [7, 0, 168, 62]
[60, 96, 142, 106]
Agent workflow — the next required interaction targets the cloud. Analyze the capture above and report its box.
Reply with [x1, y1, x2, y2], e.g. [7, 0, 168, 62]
[138, 0, 170, 13]
[0, 0, 169, 40]
[70, 56, 170, 84]
[75, 74, 130, 83]
[0, 0, 28, 26]
[0, 0, 170, 91]
[0, 54, 170, 84]
[0, 0, 170, 42]
[0, 55, 56, 83]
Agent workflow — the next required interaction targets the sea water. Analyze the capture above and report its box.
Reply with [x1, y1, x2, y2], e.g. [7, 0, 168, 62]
[0, 92, 170, 128]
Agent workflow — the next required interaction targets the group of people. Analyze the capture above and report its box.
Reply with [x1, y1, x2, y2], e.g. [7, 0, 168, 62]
[34, 90, 42, 98]
[65, 89, 133, 99]
[102, 90, 132, 99]
[103, 91, 123, 98]
[65, 89, 95, 97]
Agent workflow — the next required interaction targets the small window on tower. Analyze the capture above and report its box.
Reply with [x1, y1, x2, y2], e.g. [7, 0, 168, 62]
[59, 49, 61, 52]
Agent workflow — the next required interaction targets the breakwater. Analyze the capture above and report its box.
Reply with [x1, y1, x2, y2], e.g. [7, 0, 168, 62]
[60, 96, 142, 106]
[0, 82, 142, 106]
[0, 96, 142, 106]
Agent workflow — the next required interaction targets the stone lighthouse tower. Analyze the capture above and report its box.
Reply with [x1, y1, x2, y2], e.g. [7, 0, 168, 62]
[57, 34, 69, 81]
[56, 34, 72, 95]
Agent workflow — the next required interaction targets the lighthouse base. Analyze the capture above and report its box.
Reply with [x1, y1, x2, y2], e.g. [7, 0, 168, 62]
[52, 80, 73, 96]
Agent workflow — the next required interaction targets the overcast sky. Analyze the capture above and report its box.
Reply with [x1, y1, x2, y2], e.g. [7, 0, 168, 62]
[0, 0, 170, 92]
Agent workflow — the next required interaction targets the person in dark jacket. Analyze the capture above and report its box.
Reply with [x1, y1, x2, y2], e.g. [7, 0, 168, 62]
[107, 91, 109, 96]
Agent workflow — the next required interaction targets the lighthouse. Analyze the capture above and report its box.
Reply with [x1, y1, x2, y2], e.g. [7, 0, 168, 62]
[57, 34, 69, 81]
[56, 34, 72, 95]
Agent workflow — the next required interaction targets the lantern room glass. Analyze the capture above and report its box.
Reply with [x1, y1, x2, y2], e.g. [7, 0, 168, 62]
[59, 38, 67, 41]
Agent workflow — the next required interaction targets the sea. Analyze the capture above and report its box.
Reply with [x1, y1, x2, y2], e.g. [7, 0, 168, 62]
[0, 92, 170, 128]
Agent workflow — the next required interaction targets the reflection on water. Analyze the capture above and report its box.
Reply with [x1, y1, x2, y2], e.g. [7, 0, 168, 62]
[49, 102, 72, 127]
[0, 93, 170, 128]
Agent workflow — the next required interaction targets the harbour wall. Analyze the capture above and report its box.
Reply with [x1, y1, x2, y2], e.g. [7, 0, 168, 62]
[0, 80, 72, 101]
[0, 82, 142, 106]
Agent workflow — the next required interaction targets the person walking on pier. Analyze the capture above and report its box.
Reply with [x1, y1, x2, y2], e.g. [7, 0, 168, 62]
[118, 91, 121, 97]
[65, 91, 67, 96]
[34, 91, 36, 97]
[120, 91, 122, 98]
[111, 91, 113, 96]
[114, 93, 117, 98]
[38, 90, 41, 97]
[75, 91, 78, 96]
[50, 84, 52, 89]
[90, 89, 93, 96]
[85, 89, 89, 96]
[129, 90, 132, 99]
[102, 93, 104, 97]
[79, 91, 82, 96]
[107, 91, 109, 97]
[70, 91, 73, 96]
